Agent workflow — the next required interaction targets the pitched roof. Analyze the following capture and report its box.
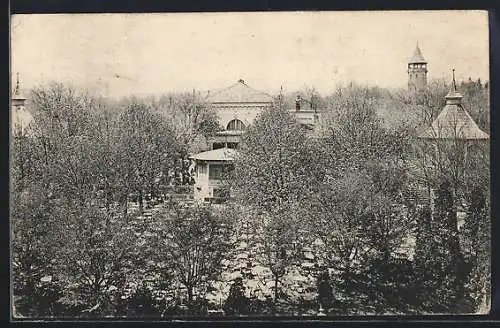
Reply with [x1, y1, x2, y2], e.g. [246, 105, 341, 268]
[12, 91, 27, 101]
[418, 90, 489, 140]
[207, 79, 274, 103]
[189, 147, 238, 161]
[409, 44, 427, 64]
[12, 73, 27, 100]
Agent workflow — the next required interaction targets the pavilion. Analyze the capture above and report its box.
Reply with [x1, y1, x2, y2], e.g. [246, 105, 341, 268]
[417, 69, 489, 227]
[189, 147, 237, 202]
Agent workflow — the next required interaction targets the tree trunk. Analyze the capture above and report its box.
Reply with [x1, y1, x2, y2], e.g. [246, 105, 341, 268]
[42, 139, 49, 166]
[187, 285, 194, 314]
[105, 183, 110, 212]
[344, 263, 352, 296]
[274, 275, 279, 313]
[138, 189, 143, 214]
[123, 192, 128, 216]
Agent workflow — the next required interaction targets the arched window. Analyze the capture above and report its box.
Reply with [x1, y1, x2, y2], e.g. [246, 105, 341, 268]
[226, 119, 246, 131]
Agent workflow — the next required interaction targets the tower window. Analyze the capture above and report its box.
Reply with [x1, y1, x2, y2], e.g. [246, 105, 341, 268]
[227, 119, 245, 131]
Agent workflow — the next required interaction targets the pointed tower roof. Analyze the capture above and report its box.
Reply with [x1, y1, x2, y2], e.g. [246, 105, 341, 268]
[419, 69, 489, 140]
[409, 43, 427, 64]
[12, 72, 27, 101]
[207, 79, 274, 104]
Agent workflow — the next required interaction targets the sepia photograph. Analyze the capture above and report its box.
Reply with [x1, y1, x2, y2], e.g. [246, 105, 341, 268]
[10, 10, 490, 319]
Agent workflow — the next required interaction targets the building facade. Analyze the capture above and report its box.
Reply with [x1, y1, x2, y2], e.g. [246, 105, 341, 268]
[189, 147, 237, 202]
[206, 79, 274, 150]
[192, 79, 322, 202]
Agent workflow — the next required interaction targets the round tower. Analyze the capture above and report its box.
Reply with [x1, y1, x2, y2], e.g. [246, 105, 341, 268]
[408, 43, 428, 92]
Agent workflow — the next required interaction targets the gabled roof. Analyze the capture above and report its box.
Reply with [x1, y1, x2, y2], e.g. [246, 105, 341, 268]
[418, 90, 489, 140]
[409, 44, 427, 64]
[207, 79, 274, 104]
[189, 147, 238, 161]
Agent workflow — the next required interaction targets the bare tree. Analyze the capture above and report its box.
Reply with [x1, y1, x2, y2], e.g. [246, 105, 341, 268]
[231, 104, 323, 311]
[115, 100, 177, 213]
[53, 204, 141, 316]
[155, 202, 233, 314]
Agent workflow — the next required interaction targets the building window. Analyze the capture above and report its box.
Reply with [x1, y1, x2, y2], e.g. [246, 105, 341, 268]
[227, 119, 245, 131]
[227, 142, 239, 149]
[213, 142, 225, 150]
[209, 164, 224, 180]
[198, 163, 207, 175]
[209, 164, 234, 180]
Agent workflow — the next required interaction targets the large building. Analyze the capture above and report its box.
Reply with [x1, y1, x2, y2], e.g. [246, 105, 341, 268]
[206, 79, 274, 150]
[191, 79, 273, 201]
[191, 79, 321, 202]
[205, 79, 321, 150]
[408, 43, 428, 92]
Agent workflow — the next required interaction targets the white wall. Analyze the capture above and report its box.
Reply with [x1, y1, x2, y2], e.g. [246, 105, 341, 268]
[291, 110, 318, 125]
[194, 161, 209, 201]
[214, 104, 270, 129]
[193, 161, 228, 201]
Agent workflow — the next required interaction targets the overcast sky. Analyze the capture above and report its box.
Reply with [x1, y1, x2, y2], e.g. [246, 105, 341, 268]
[11, 10, 489, 98]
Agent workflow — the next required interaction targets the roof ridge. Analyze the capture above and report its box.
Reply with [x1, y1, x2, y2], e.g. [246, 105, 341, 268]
[241, 82, 274, 98]
[206, 80, 274, 103]
[207, 81, 242, 99]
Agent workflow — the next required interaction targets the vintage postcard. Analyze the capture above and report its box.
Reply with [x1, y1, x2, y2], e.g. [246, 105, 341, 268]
[10, 10, 490, 319]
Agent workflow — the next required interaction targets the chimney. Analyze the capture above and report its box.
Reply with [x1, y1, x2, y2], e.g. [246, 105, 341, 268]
[296, 95, 302, 111]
